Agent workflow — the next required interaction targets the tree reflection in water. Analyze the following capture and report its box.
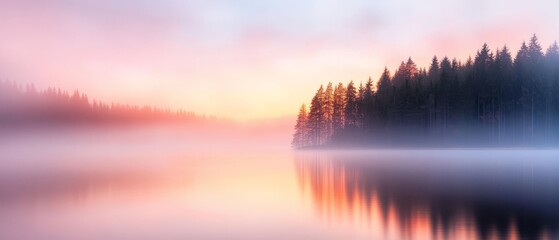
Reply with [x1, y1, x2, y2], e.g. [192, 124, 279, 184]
[294, 150, 559, 240]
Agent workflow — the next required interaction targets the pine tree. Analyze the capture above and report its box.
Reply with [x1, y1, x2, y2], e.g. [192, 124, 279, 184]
[357, 82, 365, 128]
[292, 104, 309, 148]
[332, 83, 346, 135]
[323, 83, 334, 143]
[376, 68, 392, 132]
[393, 61, 407, 87]
[308, 86, 325, 146]
[427, 56, 440, 85]
[362, 77, 375, 131]
[494, 47, 510, 139]
[527, 35, 545, 141]
[345, 81, 359, 129]
[406, 58, 419, 97]
[546, 42, 559, 140]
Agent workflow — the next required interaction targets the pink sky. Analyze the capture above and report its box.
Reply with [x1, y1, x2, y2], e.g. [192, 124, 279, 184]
[1, 0, 558, 120]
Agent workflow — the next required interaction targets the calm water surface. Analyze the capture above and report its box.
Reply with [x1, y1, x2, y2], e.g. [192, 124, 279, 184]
[1, 130, 559, 240]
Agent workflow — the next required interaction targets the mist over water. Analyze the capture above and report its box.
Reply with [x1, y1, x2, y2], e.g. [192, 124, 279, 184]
[0, 128, 558, 240]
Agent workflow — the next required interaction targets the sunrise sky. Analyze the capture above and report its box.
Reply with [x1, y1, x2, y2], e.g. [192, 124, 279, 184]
[1, 0, 559, 120]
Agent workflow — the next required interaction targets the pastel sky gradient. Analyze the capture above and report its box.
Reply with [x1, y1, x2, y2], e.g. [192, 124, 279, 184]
[1, 0, 558, 120]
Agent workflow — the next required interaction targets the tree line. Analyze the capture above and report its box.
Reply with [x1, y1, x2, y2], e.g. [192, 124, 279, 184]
[292, 35, 559, 148]
[0, 81, 220, 127]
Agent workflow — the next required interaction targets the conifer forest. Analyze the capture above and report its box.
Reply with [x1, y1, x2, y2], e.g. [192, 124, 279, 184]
[292, 36, 559, 148]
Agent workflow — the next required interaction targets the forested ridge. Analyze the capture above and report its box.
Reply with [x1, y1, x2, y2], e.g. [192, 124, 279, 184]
[292, 35, 559, 148]
[0, 81, 220, 127]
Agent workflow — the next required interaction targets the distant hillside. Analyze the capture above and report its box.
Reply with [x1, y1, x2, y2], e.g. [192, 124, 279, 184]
[0, 81, 225, 127]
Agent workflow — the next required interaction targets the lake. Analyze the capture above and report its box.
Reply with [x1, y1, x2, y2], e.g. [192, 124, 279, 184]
[1, 129, 559, 239]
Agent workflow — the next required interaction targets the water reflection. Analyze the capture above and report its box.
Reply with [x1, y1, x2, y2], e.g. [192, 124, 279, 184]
[0, 169, 188, 207]
[0, 147, 303, 240]
[295, 150, 559, 240]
